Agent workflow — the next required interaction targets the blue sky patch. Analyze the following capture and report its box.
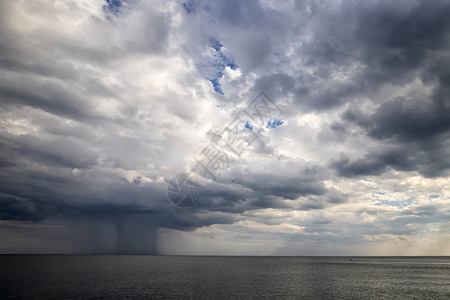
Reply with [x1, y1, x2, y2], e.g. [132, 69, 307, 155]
[104, 0, 123, 14]
[196, 38, 238, 95]
[266, 118, 284, 129]
[375, 197, 415, 208]
[245, 121, 254, 131]
[182, 1, 196, 14]
[210, 78, 224, 95]
[428, 194, 440, 199]
[210, 38, 223, 51]
[103, 0, 135, 15]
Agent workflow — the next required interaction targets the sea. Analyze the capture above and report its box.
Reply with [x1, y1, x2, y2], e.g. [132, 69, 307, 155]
[1, 256, 449, 299]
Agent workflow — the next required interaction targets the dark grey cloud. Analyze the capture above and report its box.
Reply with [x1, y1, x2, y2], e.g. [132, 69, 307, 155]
[1, 133, 98, 169]
[0, 75, 95, 121]
[332, 135, 450, 178]
[0, 197, 50, 222]
[249, 0, 450, 113]
[337, 76, 450, 178]
[344, 96, 450, 142]
[294, 0, 450, 178]
[0, 145, 341, 244]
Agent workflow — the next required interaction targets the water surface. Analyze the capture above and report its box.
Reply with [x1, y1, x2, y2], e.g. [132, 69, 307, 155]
[1, 256, 449, 299]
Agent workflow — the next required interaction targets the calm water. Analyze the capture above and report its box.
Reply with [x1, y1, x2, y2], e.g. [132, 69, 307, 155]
[1, 256, 449, 299]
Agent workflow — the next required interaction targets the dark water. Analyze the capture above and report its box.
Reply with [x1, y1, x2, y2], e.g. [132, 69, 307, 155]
[1, 256, 449, 299]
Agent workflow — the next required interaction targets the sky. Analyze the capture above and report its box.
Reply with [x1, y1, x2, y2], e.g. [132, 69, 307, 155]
[0, 0, 449, 255]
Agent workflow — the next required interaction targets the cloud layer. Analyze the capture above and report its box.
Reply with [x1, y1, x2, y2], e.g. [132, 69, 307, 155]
[1, 0, 449, 255]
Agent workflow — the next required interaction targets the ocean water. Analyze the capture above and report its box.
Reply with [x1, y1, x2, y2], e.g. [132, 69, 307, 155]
[1, 256, 449, 299]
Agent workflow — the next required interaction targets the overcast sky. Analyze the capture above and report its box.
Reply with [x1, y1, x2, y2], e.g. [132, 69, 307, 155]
[1, 0, 449, 255]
